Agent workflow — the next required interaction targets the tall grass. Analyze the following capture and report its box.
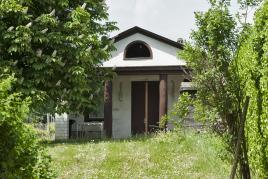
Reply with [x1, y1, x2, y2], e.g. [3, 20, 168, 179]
[47, 130, 230, 178]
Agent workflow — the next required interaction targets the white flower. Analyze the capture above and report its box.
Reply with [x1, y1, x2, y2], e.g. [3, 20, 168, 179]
[81, 3, 87, 9]
[52, 50, 57, 57]
[49, 9, 55, 16]
[26, 22, 32, 28]
[41, 28, 48, 34]
[7, 26, 14, 31]
[36, 49, 42, 57]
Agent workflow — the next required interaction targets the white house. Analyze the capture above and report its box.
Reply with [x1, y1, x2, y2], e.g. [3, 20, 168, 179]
[55, 26, 188, 140]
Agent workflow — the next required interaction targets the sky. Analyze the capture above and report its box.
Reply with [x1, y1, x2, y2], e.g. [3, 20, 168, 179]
[105, 0, 254, 41]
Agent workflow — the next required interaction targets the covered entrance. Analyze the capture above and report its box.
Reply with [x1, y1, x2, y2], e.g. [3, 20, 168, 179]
[131, 81, 160, 134]
[55, 26, 186, 140]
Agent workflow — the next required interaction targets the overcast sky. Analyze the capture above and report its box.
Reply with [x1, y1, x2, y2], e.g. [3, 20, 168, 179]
[106, 0, 255, 41]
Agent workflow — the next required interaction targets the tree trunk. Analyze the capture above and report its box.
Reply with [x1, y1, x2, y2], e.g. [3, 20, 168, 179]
[230, 96, 250, 179]
[240, 128, 251, 179]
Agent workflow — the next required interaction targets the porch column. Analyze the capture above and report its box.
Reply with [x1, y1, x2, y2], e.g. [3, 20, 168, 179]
[159, 74, 168, 122]
[104, 81, 112, 138]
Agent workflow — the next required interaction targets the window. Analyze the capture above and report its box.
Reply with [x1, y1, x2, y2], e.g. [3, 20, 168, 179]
[124, 41, 152, 59]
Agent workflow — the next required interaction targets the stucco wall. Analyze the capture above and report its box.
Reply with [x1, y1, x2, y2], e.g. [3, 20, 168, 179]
[103, 33, 185, 67]
[167, 75, 184, 129]
[168, 75, 183, 110]
[112, 74, 183, 139]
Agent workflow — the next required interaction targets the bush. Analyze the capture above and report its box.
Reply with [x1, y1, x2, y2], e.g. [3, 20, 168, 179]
[0, 75, 55, 178]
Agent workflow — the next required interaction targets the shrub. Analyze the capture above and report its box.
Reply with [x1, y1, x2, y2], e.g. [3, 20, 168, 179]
[0, 75, 55, 178]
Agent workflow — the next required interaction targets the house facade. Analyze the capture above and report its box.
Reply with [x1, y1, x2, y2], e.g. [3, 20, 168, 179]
[55, 26, 187, 140]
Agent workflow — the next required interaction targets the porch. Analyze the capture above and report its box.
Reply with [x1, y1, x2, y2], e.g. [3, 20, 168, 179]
[103, 66, 185, 139]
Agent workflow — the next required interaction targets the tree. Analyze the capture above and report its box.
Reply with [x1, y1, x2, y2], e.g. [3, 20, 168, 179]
[0, 0, 117, 114]
[179, 0, 263, 178]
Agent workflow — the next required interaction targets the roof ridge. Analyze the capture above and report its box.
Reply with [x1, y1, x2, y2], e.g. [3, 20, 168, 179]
[111, 26, 183, 49]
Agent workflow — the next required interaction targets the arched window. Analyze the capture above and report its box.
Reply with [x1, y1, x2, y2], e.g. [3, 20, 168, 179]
[124, 41, 152, 59]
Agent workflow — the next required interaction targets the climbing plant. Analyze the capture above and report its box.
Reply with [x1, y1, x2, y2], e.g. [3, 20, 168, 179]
[236, 2, 268, 177]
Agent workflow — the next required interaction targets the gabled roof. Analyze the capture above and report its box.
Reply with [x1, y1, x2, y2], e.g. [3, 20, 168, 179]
[112, 26, 183, 49]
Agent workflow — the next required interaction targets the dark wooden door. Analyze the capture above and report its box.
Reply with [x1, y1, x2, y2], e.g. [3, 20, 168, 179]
[148, 81, 160, 131]
[131, 82, 145, 134]
[131, 81, 160, 135]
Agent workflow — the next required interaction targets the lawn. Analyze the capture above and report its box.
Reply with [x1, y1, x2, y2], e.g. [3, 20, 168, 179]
[47, 130, 231, 179]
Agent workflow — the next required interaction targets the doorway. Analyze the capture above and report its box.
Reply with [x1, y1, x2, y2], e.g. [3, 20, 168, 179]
[131, 81, 160, 135]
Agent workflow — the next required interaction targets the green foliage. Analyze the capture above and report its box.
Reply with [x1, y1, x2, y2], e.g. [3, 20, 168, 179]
[171, 93, 219, 123]
[0, 75, 55, 178]
[238, 0, 263, 9]
[180, 3, 238, 119]
[179, 2, 240, 136]
[236, 1, 268, 177]
[0, 0, 117, 114]
[34, 123, 56, 141]
[180, 0, 268, 178]
[159, 114, 168, 129]
[166, 92, 193, 128]
[172, 93, 193, 120]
